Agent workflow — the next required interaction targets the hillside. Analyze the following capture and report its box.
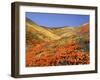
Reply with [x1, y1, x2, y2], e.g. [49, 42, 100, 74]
[26, 18, 61, 41]
[26, 18, 90, 67]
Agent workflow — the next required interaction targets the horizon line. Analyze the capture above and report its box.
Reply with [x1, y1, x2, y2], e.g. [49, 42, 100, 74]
[26, 17, 89, 28]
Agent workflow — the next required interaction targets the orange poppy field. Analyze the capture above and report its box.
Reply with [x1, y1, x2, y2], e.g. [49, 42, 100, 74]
[26, 18, 90, 67]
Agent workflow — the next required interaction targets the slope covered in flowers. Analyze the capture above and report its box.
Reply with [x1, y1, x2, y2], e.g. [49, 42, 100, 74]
[26, 18, 90, 67]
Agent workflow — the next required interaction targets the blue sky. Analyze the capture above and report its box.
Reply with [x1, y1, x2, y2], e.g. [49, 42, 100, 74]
[26, 12, 89, 28]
